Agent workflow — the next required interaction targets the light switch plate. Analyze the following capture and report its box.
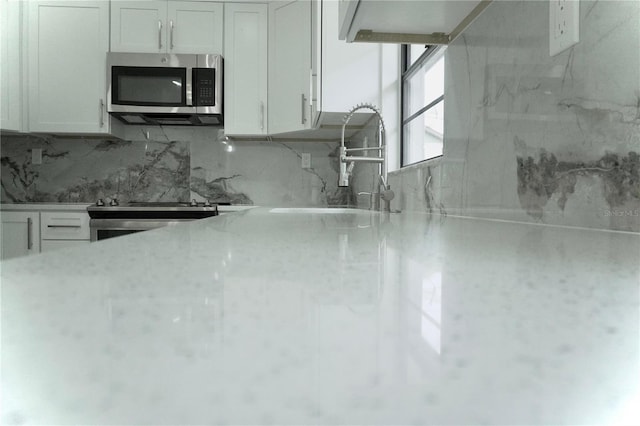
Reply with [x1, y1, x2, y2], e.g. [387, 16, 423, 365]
[550, 0, 580, 56]
[301, 153, 311, 169]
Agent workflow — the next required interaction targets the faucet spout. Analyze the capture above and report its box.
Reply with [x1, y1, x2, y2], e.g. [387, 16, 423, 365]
[339, 103, 393, 212]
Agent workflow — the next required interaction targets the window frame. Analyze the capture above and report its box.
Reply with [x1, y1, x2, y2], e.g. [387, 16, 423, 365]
[400, 44, 446, 168]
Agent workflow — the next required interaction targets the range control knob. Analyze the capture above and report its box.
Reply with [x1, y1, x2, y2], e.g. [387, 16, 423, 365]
[190, 199, 198, 207]
[96, 199, 105, 206]
[203, 199, 212, 207]
[110, 198, 119, 206]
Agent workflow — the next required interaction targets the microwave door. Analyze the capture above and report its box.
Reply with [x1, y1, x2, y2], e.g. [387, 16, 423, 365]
[112, 69, 187, 108]
[108, 53, 196, 114]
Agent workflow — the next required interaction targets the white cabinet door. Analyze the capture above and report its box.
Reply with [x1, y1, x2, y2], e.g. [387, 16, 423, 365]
[168, 1, 223, 54]
[111, 1, 223, 54]
[27, 1, 110, 133]
[110, 1, 167, 53]
[1, 211, 40, 260]
[224, 3, 267, 135]
[268, 0, 312, 134]
[0, 0, 23, 131]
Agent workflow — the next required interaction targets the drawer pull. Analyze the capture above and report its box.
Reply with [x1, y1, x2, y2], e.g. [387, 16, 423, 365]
[27, 217, 33, 250]
[47, 225, 82, 228]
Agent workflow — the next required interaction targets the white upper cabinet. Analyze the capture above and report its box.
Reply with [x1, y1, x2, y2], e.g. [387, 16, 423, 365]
[27, 1, 113, 134]
[110, 1, 167, 53]
[224, 3, 268, 135]
[264, 0, 386, 138]
[168, 1, 223, 54]
[0, 0, 23, 132]
[339, 0, 490, 44]
[268, 0, 312, 135]
[110, 1, 223, 54]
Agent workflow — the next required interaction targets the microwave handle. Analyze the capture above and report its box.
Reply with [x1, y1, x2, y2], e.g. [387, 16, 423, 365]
[158, 20, 163, 50]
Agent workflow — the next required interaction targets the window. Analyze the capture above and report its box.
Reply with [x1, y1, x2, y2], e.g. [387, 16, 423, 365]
[401, 45, 446, 166]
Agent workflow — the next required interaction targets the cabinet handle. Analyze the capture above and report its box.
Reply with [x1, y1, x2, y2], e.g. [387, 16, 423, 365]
[301, 94, 307, 125]
[170, 20, 174, 50]
[309, 69, 314, 107]
[158, 20, 163, 50]
[260, 101, 265, 131]
[27, 217, 32, 250]
[47, 225, 81, 229]
[99, 99, 105, 127]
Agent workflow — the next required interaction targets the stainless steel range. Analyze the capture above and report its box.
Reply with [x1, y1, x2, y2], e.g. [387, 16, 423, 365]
[87, 199, 223, 241]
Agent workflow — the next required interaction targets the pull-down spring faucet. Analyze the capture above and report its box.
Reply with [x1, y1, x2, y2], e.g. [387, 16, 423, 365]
[339, 103, 394, 212]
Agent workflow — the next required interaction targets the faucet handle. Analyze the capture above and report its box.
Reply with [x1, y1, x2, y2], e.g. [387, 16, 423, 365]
[380, 188, 395, 202]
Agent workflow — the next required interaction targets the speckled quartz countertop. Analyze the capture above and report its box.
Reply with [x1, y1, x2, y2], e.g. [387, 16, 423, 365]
[1, 208, 639, 425]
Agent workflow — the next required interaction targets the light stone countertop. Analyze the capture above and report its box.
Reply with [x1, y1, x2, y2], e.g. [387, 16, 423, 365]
[0, 203, 256, 213]
[0, 203, 93, 212]
[1, 208, 639, 425]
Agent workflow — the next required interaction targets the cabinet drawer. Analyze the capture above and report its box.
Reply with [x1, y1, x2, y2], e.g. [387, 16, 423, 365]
[40, 211, 90, 240]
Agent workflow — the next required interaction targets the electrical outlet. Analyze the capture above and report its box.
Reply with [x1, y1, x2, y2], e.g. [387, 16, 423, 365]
[301, 153, 311, 169]
[549, 0, 580, 56]
[32, 148, 42, 165]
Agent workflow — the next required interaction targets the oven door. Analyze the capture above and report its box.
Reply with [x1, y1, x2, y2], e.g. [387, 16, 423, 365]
[90, 218, 195, 242]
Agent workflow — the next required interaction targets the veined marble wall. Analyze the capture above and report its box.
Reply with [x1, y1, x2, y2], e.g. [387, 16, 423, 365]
[388, 159, 446, 215]
[0, 127, 351, 206]
[389, 0, 639, 232]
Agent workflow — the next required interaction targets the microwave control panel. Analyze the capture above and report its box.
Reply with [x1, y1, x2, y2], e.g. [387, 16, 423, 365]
[193, 68, 216, 106]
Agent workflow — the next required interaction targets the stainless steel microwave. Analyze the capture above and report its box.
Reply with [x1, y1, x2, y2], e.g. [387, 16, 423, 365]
[107, 52, 223, 126]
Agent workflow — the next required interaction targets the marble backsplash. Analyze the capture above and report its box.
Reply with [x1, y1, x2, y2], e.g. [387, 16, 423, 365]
[0, 128, 352, 207]
[1, 136, 190, 203]
[387, 0, 639, 233]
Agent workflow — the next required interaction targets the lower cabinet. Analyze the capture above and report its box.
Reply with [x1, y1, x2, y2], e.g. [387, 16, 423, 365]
[1, 211, 40, 260]
[40, 211, 90, 252]
[0, 208, 90, 260]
